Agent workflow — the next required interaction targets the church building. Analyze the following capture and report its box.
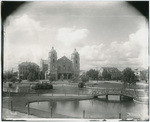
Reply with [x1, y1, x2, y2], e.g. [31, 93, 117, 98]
[40, 47, 80, 80]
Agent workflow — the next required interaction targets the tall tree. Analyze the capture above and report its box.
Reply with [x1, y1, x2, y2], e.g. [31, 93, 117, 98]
[122, 67, 136, 85]
[102, 70, 111, 80]
[27, 65, 39, 81]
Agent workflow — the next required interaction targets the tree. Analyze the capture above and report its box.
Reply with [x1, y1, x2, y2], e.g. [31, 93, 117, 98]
[102, 70, 111, 80]
[27, 72, 36, 81]
[86, 69, 98, 80]
[81, 75, 89, 83]
[3, 70, 18, 82]
[122, 68, 136, 85]
[27, 65, 39, 81]
[39, 71, 45, 80]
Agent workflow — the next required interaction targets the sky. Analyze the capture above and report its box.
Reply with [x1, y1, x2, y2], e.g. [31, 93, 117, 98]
[4, 1, 148, 71]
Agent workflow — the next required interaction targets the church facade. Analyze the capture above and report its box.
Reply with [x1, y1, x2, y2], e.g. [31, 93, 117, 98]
[40, 47, 80, 80]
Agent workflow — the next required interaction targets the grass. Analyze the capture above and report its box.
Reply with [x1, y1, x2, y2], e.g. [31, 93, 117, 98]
[3, 80, 148, 95]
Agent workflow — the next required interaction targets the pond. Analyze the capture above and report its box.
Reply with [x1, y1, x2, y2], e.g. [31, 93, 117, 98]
[29, 98, 148, 119]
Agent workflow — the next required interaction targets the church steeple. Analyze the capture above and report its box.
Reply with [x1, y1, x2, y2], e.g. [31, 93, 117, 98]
[48, 46, 57, 79]
[71, 48, 80, 76]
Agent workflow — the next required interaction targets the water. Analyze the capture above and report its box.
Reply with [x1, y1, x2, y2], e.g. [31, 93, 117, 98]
[29, 97, 148, 119]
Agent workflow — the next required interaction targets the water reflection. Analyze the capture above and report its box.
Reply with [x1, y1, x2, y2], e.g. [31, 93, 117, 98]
[29, 99, 148, 119]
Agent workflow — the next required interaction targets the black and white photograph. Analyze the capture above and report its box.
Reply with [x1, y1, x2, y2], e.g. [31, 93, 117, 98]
[1, 1, 149, 121]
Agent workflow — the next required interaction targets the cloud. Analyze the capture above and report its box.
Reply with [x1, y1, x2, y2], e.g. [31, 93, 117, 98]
[56, 26, 88, 46]
[4, 14, 48, 71]
[3, 2, 148, 71]
[79, 27, 148, 70]
[80, 44, 105, 61]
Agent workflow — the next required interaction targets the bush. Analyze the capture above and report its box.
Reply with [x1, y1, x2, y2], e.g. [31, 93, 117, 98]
[10, 77, 17, 83]
[78, 82, 85, 88]
[81, 75, 89, 83]
[33, 82, 53, 90]
[9, 83, 13, 87]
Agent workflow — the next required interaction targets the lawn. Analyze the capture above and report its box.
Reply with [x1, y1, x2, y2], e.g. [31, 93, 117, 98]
[3, 80, 148, 96]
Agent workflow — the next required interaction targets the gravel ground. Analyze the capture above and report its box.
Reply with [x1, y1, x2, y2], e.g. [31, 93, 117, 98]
[2, 108, 37, 120]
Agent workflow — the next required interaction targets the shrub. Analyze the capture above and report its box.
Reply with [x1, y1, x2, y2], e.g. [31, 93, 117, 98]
[81, 75, 89, 83]
[33, 82, 53, 90]
[9, 83, 13, 87]
[78, 82, 85, 88]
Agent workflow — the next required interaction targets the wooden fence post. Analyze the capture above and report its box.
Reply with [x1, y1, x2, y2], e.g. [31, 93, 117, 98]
[10, 100, 13, 111]
[119, 113, 121, 119]
[27, 103, 30, 115]
[83, 110, 85, 118]
[106, 94, 108, 100]
[9, 90, 10, 97]
[51, 106, 53, 118]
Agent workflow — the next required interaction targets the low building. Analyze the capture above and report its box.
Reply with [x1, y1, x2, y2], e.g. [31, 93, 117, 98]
[18, 62, 39, 80]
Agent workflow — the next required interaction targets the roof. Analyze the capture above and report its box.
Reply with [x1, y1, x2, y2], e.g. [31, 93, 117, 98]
[101, 67, 121, 72]
[19, 62, 39, 67]
[57, 56, 72, 63]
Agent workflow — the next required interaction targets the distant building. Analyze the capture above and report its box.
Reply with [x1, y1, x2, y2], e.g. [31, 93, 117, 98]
[40, 47, 80, 80]
[99, 67, 122, 80]
[18, 62, 39, 80]
[140, 69, 148, 81]
[40, 59, 48, 73]
[133, 68, 141, 81]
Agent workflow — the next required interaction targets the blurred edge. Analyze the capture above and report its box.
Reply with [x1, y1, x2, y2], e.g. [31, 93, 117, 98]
[1, 1, 149, 23]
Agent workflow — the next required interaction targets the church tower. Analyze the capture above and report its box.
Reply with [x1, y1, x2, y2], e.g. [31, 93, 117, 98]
[71, 49, 80, 77]
[48, 47, 58, 80]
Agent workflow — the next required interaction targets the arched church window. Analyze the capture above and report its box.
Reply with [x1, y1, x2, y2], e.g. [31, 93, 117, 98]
[53, 66, 55, 69]
[53, 59, 55, 63]
[53, 54, 55, 57]
[76, 60, 77, 64]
